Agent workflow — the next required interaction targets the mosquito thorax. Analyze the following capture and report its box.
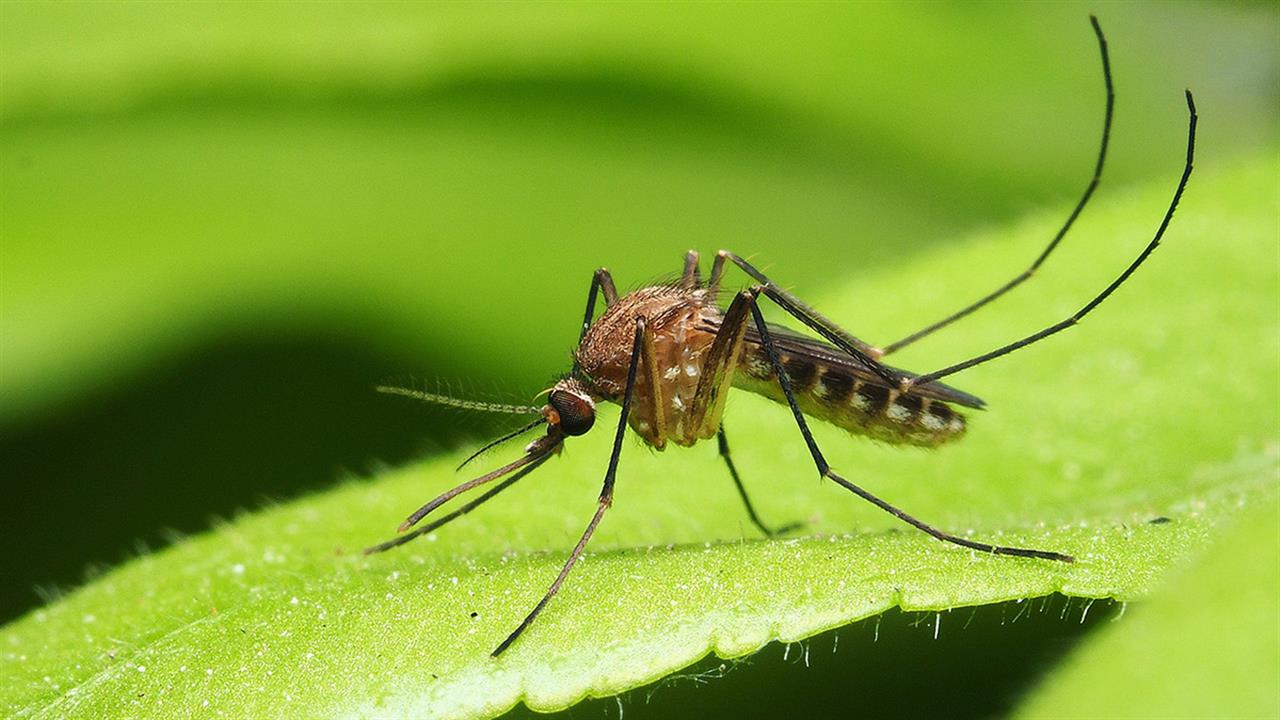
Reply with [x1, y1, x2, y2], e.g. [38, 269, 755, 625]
[546, 384, 596, 436]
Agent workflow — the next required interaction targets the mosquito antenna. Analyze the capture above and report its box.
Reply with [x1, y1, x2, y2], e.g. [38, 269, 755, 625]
[396, 434, 562, 532]
[457, 417, 548, 471]
[376, 385, 542, 415]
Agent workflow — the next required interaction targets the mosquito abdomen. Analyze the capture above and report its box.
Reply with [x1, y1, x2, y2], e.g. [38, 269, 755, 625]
[733, 346, 967, 447]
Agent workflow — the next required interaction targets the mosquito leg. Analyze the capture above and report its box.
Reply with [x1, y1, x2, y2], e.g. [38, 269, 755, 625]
[714, 251, 899, 385]
[741, 286, 1074, 562]
[880, 17, 1114, 356]
[579, 268, 619, 344]
[904, 90, 1197, 392]
[680, 250, 701, 289]
[492, 317, 647, 657]
[639, 320, 668, 448]
[706, 249, 728, 295]
[718, 427, 803, 537]
[682, 290, 800, 535]
[688, 284, 753, 440]
[364, 453, 552, 554]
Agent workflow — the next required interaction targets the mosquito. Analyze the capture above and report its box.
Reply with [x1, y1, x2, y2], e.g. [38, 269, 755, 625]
[366, 17, 1197, 657]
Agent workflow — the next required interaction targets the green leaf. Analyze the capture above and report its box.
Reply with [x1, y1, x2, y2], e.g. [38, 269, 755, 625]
[4, 150, 1276, 718]
[1015, 499, 1280, 718]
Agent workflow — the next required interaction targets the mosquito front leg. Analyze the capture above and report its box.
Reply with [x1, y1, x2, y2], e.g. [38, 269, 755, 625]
[492, 317, 646, 657]
[739, 285, 1074, 562]
[880, 17, 1115, 357]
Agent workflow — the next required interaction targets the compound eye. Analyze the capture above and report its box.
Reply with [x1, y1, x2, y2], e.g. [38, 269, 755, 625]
[549, 390, 595, 436]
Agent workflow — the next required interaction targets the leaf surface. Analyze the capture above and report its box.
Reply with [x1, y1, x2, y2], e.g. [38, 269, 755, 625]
[1015, 499, 1280, 718]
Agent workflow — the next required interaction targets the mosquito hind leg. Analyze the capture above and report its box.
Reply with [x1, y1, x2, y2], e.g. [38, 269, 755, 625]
[880, 16, 1115, 357]
[711, 251, 898, 385]
[737, 285, 1074, 562]
[718, 427, 803, 538]
[904, 90, 1197, 392]
[492, 317, 647, 657]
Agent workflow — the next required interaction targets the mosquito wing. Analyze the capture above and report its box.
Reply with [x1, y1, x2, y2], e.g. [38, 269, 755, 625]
[731, 319, 987, 410]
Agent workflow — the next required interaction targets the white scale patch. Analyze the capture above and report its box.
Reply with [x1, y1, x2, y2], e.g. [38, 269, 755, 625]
[887, 402, 912, 422]
[921, 412, 945, 430]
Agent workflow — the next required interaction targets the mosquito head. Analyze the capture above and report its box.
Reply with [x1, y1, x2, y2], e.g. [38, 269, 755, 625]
[544, 380, 596, 436]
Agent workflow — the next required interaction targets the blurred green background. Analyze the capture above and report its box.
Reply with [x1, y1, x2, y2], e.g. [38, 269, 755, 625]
[2, 1, 1277, 714]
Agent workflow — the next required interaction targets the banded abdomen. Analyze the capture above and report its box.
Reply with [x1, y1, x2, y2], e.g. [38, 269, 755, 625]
[732, 337, 972, 448]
